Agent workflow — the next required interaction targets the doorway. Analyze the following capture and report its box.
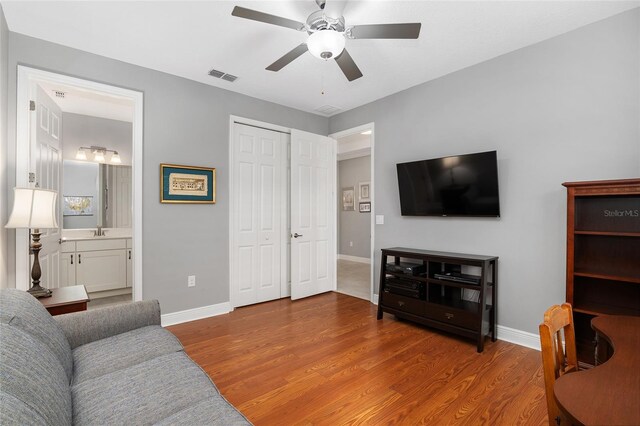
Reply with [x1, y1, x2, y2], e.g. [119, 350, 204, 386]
[15, 66, 143, 303]
[331, 124, 375, 302]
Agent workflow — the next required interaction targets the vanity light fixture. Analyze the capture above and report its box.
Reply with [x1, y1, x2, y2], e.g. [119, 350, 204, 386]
[75, 148, 88, 161]
[93, 150, 106, 163]
[75, 146, 122, 164]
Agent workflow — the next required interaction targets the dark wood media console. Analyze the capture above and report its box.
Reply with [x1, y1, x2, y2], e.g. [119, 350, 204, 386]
[377, 247, 498, 352]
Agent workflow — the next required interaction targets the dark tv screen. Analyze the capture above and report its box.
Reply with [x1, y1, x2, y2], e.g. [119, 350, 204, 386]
[396, 150, 500, 217]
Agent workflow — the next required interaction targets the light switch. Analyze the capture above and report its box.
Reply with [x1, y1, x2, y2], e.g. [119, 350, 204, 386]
[376, 215, 384, 225]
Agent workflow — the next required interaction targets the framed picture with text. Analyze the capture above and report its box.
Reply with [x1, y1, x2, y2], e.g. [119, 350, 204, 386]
[160, 164, 216, 204]
[359, 202, 371, 213]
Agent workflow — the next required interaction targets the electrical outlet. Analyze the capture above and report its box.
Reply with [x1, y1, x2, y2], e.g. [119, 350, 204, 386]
[349, 241, 353, 247]
[188, 275, 196, 287]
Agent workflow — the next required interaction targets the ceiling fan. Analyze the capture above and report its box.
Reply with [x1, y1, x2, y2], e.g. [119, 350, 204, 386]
[231, 0, 421, 82]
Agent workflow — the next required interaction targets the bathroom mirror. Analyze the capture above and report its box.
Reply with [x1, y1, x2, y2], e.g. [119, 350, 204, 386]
[62, 160, 132, 230]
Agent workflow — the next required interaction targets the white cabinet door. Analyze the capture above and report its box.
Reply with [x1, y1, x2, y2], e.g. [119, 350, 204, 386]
[59, 252, 76, 287]
[77, 249, 127, 293]
[126, 248, 133, 287]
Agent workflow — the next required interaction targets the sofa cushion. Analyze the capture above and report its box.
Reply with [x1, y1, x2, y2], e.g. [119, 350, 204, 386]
[0, 323, 73, 425]
[0, 392, 48, 426]
[72, 351, 240, 425]
[0, 288, 73, 382]
[72, 325, 183, 385]
[153, 396, 250, 425]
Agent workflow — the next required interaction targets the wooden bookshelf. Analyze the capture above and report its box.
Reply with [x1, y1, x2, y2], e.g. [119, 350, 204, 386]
[563, 178, 640, 366]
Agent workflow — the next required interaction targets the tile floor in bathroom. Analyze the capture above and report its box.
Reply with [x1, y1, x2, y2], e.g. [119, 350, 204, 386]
[335, 259, 370, 301]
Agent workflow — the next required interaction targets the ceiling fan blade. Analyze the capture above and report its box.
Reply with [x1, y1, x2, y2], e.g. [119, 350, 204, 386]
[266, 44, 308, 72]
[231, 6, 305, 31]
[335, 49, 363, 82]
[349, 23, 421, 39]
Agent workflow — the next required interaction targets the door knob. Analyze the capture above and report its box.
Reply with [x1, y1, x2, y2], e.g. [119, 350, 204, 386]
[293, 233, 303, 238]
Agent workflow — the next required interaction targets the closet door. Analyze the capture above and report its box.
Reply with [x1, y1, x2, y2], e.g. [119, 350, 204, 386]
[232, 124, 286, 307]
[290, 129, 336, 300]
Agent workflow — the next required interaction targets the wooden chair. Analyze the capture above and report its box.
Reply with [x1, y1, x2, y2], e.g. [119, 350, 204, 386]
[539, 303, 578, 426]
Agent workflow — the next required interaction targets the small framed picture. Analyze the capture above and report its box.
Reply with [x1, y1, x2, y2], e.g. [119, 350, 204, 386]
[342, 187, 355, 211]
[160, 164, 216, 204]
[359, 202, 371, 213]
[359, 182, 371, 201]
[63, 196, 94, 216]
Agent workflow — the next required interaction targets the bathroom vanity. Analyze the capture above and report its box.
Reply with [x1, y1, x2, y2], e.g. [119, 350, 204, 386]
[60, 232, 132, 293]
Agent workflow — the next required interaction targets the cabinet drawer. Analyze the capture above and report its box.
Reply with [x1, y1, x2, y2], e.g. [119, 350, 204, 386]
[381, 292, 425, 316]
[76, 239, 126, 252]
[425, 302, 478, 330]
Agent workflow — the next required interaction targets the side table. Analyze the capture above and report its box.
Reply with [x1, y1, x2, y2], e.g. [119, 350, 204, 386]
[39, 285, 90, 316]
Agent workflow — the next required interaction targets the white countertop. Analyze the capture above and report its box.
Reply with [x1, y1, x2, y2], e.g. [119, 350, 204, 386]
[61, 228, 132, 241]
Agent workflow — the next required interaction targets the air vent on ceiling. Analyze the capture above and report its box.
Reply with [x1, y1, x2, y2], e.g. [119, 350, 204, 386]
[314, 105, 341, 116]
[208, 68, 238, 82]
[54, 90, 66, 98]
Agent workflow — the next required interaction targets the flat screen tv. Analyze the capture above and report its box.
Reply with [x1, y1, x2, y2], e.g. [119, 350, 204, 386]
[396, 150, 500, 217]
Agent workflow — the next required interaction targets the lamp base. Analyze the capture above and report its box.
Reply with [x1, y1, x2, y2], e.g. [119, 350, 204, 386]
[28, 285, 53, 298]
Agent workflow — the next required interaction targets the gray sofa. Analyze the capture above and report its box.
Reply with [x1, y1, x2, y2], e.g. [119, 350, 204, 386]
[0, 288, 250, 425]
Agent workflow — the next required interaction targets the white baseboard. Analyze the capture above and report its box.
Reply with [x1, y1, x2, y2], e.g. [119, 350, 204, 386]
[338, 254, 371, 264]
[497, 325, 540, 351]
[372, 293, 379, 305]
[161, 302, 231, 327]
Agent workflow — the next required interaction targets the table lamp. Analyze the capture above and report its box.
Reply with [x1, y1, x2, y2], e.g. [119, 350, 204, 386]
[5, 188, 58, 298]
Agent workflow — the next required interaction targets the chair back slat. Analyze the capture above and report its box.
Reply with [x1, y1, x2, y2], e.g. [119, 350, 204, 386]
[539, 303, 579, 425]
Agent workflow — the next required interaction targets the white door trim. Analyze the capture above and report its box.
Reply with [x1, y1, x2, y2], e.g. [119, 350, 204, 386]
[228, 115, 291, 309]
[330, 122, 376, 303]
[15, 66, 144, 301]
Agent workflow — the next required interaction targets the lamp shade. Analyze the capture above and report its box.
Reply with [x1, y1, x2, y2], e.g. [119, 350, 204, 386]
[307, 30, 345, 60]
[5, 188, 58, 229]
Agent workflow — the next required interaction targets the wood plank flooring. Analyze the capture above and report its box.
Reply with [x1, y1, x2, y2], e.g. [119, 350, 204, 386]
[167, 292, 548, 425]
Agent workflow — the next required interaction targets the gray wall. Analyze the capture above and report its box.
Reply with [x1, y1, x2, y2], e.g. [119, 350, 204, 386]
[63, 113, 133, 165]
[62, 161, 99, 229]
[330, 9, 640, 334]
[0, 5, 7, 289]
[4, 32, 328, 312]
[338, 156, 371, 258]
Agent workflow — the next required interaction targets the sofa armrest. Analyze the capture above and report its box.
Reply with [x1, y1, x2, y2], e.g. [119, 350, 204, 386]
[54, 300, 161, 349]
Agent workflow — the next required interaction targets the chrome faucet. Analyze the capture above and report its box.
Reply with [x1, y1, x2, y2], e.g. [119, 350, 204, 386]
[94, 226, 105, 237]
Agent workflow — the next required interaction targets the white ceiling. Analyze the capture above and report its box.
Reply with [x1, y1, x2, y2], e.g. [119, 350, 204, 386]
[3, 1, 638, 117]
[38, 81, 134, 122]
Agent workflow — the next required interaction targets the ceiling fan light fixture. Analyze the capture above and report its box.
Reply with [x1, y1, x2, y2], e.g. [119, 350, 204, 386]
[307, 30, 345, 60]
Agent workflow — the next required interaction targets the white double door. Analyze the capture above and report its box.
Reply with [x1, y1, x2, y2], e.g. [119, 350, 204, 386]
[232, 123, 335, 307]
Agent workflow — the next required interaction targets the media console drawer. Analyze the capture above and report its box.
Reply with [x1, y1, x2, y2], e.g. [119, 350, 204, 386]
[381, 292, 424, 316]
[425, 302, 477, 330]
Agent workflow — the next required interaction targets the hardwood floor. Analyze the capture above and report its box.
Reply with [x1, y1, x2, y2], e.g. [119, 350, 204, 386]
[168, 292, 548, 425]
